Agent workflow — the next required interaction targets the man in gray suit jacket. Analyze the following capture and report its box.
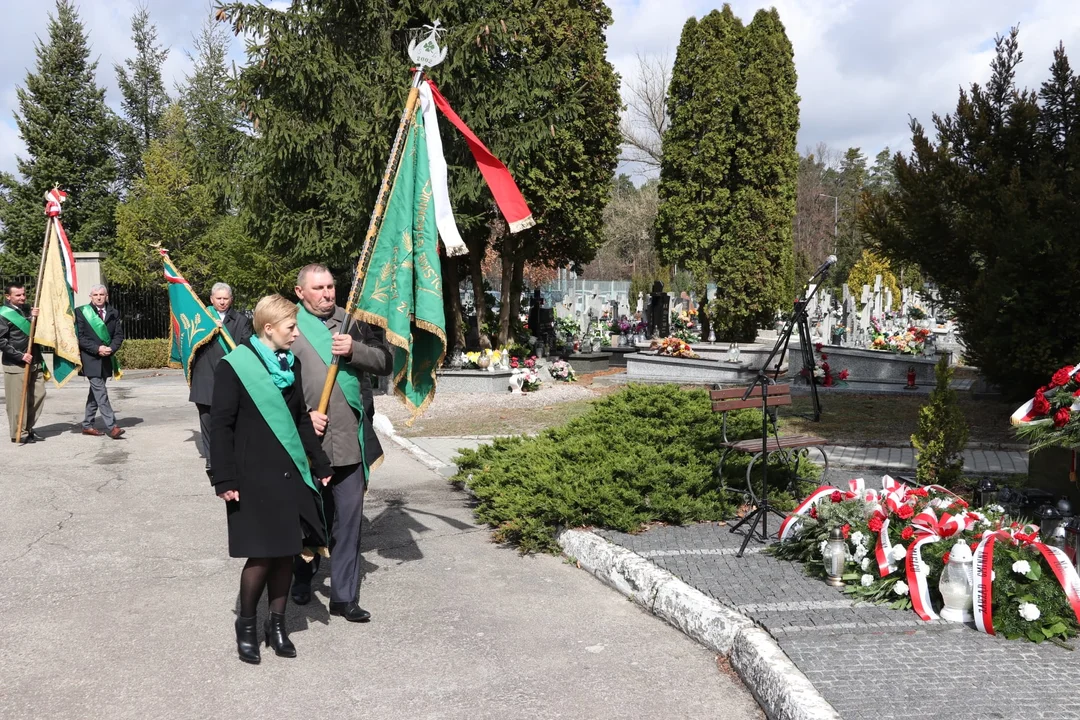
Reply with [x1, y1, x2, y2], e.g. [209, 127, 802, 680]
[189, 282, 253, 477]
[290, 263, 392, 622]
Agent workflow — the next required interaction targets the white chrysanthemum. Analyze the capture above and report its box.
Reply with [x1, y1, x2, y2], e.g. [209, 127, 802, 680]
[860, 574, 874, 587]
[894, 581, 909, 596]
[853, 544, 868, 561]
[860, 557, 871, 571]
[987, 504, 1005, 514]
[1019, 602, 1041, 622]
[850, 531, 865, 546]
[891, 543, 907, 562]
[1011, 560, 1032, 576]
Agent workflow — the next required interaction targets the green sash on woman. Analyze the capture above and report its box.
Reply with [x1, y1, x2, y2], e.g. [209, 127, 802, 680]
[223, 345, 319, 496]
[78, 305, 122, 378]
[295, 304, 369, 479]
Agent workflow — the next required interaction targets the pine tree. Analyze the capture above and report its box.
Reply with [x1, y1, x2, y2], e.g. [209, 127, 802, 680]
[832, 147, 868, 282]
[912, 356, 968, 486]
[178, 17, 243, 210]
[115, 5, 170, 192]
[656, 5, 798, 340]
[0, 0, 118, 275]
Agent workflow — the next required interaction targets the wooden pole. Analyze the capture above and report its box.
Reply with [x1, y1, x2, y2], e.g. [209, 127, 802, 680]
[316, 69, 424, 413]
[16, 214, 54, 442]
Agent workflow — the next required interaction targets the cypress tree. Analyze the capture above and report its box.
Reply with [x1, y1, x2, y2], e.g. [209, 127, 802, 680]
[0, 0, 118, 275]
[115, 5, 170, 193]
[655, 4, 799, 340]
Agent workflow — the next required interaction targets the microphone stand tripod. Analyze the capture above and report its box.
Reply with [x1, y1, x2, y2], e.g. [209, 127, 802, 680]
[729, 262, 833, 558]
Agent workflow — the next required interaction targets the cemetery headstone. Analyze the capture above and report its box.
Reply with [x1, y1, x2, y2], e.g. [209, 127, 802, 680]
[648, 281, 671, 339]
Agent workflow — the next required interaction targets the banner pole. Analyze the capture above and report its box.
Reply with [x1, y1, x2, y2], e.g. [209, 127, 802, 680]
[316, 68, 424, 413]
[16, 203, 54, 442]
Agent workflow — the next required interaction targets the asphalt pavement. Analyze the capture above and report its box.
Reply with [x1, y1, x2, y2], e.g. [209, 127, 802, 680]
[0, 371, 761, 720]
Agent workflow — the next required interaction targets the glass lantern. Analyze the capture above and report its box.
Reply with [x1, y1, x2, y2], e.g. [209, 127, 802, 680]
[822, 526, 847, 587]
[1037, 504, 1064, 543]
[938, 541, 974, 623]
[973, 477, 998, 508]
[1064, 516, 1080, 572]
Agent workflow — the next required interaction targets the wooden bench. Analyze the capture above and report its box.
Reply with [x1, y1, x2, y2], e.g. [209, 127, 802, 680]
[711, 383, 829, 503]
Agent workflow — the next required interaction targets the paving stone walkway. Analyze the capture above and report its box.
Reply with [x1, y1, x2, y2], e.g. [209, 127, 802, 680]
[597, 522, 1080, 720]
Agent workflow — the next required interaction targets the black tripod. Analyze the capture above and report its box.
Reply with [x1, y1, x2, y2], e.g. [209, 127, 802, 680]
[729, 260, 834, 557]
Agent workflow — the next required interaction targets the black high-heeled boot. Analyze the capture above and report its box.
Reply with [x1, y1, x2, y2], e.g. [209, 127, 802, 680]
[235, 615, 261, 664]
[264, 612, 296, 658]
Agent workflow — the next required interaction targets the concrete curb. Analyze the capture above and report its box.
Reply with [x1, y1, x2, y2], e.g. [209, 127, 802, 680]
[385, 432, 447, 473]
[557, 529, 840, 720]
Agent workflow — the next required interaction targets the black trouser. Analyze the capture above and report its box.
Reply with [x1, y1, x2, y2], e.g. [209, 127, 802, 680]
[293, 463, 366, 603]
[196, 403, 212, 471]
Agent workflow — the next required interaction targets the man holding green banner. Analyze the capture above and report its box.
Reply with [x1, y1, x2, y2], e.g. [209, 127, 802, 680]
[75, 285, 125, 439]
[289, 264, 392, 621]
[0, 283, 44, 444]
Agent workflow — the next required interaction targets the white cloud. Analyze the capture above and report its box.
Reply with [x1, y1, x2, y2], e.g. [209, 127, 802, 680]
[1, 0, 1079, 180]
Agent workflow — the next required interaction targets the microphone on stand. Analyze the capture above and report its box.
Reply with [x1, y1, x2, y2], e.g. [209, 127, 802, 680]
[812, 254, 838, 278]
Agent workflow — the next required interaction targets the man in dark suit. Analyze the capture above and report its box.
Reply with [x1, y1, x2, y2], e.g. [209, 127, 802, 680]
[290, 264, 392, 622]
[75, 284, 125, 439]
[189, 282, 252, 478]
[0, 282, 44, 444]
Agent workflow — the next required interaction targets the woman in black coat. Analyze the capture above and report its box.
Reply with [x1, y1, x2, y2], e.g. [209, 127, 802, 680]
[210, 295, 332, 665]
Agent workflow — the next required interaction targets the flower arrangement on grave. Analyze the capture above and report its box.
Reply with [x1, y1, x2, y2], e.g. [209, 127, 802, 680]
[1011, 365, 1080, 451]
[555, 316, 580, 341]
[770, 476, 1080, 644]
[509, 354, 538, 371]
[869, 323, 932, 356]
[669, 309, 700, 343]
[548, 359, 576, 382]
[908, 306, 927, 321]
[651, 337, 699, 359]
[520, 368, 542, 391]
[799, 342, 849, 387]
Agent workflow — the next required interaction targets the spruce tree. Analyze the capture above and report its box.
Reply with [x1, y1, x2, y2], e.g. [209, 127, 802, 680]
[656, 5, 798, 340]
[832, 147, 868, 282]
[115, 5, 170, 192]
[0, 0, 118, 275]
[178, 17, 243, 210]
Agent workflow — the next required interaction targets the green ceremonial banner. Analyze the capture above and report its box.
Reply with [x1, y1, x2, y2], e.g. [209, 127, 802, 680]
[354, 110, 447, 415]
[163, 254, 223, 384]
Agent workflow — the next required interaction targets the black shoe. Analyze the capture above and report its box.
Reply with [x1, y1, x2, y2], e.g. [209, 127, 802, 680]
[291, 584, 311, 606]
[329, 601, 371, 623]
[19, 435, 35, 445]
[235, 614, 261, 665]
[29, 430, 43, 442]
[264, 612, 296, 658]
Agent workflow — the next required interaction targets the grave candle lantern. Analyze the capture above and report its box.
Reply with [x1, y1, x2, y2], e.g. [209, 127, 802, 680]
[938, 541, 975, 622]
[905, 365, 917, 390]
[1064, 516, 1080, 571]
[973, 478, 999, 508]
[822, 526, 847, 587]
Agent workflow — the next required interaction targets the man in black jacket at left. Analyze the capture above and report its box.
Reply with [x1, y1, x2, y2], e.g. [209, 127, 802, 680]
[0, 282, 44, 444]
[188, 282, 252, 477]
[75, 284, 125, 439]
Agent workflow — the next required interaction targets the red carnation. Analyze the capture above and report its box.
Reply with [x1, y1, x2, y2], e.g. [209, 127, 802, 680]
[1051, 366, 1075, 388]
[970, 541, 979, 552]
[830, 490, 843, 503]
[912, 487, 929, 498]
[821, 362, 830, 373]
[841, 524, 851, 539]
[942, 551, 951, 565]
[823, 374, 835, 387]
[815, 342, 823, 352]
[1054, 407, 1071, 428]
[839, 369, 849, 380]
[898, 505, 914, 520]
[901, 526, 914, 540]
[1033, 389, 1051, 416]
[809, 506, 818, 519]
[821, 353, 829, 361]
[868, 514, 884, 532]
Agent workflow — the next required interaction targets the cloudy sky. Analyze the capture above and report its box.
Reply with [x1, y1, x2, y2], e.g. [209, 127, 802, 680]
[2, 0, 1080, 180]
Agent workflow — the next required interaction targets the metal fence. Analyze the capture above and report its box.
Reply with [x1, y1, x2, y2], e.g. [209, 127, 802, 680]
[109, 285, 170, 340]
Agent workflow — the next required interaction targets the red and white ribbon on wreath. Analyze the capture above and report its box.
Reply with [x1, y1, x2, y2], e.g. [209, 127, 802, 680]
[1011, 365, 1080, 424]
[44, 188, 77, 293]
[904, 509, 966, 621]
[973, 528, 1080, 635]
[778, 485, 836, 541]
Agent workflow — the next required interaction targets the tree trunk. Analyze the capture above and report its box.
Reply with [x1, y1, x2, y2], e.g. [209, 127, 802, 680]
[508, 253, 526, 344]
[441, 254, 466, 354]
[497, 232, 516, 346]
[468, 238, 486, 348]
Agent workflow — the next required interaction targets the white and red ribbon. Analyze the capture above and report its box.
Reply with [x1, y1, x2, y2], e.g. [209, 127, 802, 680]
[424, 80, 535, 234]
[44, 188, 77, 293]
[904, 509, 966, 621]
[417, 81, 468, 257]
[778, 485, 836, 541]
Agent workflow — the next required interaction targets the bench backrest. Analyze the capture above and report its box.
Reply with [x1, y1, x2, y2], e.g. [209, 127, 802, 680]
[710, 384, 792, 412]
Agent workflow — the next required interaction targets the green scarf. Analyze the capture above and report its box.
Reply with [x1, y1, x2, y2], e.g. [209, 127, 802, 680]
[295, 304, 369, 478]
[78, 305, 122, 378]
[249, 336, 295, 389]
[207, 307, 237, 354]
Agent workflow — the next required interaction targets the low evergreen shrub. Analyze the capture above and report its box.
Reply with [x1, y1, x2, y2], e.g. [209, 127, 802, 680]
[453, 383, 817, 553]
[115, 338, 171, 369]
